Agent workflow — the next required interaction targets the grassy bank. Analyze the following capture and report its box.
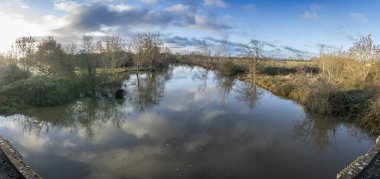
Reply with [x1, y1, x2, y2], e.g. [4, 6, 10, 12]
[175, 54, 380, 135]
[0, 34, 173, 115]
[240, 60, 380, 135]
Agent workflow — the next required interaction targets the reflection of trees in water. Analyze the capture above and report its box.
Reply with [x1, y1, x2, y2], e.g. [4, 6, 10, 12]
[293, 114, 373, 152]
[214, 73, 235, 105]
[12, 67, 173, 139]
[192, 67, 261, 108]
[66, 99, 127, 139]
[130, 67, 173, 112]
[14, 99, 128, 139]
[235, 82, 262, 108]
[192, 68, 209, 91]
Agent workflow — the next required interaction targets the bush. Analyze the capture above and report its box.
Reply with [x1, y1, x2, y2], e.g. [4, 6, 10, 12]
[0, 64, 30, 84]
[305, 86, 370, 118]
[219, 60, 247, 76]
[259, 66, 297, 76]
[0, 76, 79, 111]
[360, 99, 380, 134]
[22, 76, 79, 106]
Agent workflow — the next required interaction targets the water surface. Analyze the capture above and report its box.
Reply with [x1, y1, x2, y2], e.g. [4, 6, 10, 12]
[0, 66, 374, 179]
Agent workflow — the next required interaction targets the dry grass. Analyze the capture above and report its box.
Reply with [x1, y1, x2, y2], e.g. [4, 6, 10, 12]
[234, 57, 380, 135]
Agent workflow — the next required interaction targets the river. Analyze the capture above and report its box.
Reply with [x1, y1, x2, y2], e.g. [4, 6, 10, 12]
[0, 65, 374, 179]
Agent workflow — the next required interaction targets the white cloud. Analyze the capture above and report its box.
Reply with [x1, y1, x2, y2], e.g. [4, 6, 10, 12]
[166, 4, 190, 14]
[108, 4, 134, 12]
[141, 0, 159, 4]
[0, 0, 29, 9]
[351, 13, 368, 22]
[243, 4, 256, 12]
[302, 4, 321, 20]
[42, 14, 69, 30]
[204, 0, 227, 8]
[0, 118, 49, 153]
[54, 1, 83, 13]
[0, 11, 47, 53]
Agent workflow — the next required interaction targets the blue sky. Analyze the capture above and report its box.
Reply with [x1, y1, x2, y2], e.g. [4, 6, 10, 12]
[0, 0, 379, 58]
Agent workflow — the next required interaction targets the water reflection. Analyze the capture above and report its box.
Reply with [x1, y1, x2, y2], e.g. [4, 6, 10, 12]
[294, 114, 374, 152]
[235, 82, 262, 108]
[214, 73, 235, 105]
[293, 114, 340, 152]
[192, 68, 209, 91]
[0, 65, 375, 179]
[126, 67, 173, 112]
[14, 99, 127, 139]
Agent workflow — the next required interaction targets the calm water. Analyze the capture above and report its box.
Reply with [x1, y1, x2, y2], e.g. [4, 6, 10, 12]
[0, 66, 374, 179]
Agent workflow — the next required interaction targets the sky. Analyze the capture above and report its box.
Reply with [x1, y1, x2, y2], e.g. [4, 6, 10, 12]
[0, 0, 379, 58]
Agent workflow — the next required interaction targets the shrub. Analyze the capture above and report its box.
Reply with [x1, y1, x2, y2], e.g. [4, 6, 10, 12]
[0, 76, 79, 110]
[305, 86, 370, 118]
[219, 60, 246, 76]
[360, 98, 380, 134]
[259, 66, 297, 76]
[23, 76, 79, 106]
[0, 64, 30, 84]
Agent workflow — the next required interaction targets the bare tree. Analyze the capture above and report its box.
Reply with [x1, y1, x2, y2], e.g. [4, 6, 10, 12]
[219, 32, 231, 57]
[36, 36, 64, 56]
[349, 35, 380, 61]
[80, 35, 98, 96]
[198, 40, 210, 56]
[103, 36, 125, 69]
[240, 39, 264, 83]
[35, 36, 69, 75]
[15, 36, 36, 58]
[81, 35, 96, 54]
[130, 33, 163, 71]
[15, 35, 36, 70]
[63, 43, 78, 55]
[130, 33, 145, 71]
[318, 44, 327, 57]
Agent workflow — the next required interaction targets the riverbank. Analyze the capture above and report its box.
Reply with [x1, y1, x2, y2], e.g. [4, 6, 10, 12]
[177, 58, 380, 135]
[0, 65, 375, 179]
[237, 67, 379, 136]
[0, 67, 152, 116]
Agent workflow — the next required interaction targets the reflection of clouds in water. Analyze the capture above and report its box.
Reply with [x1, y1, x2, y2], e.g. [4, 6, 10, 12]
[121, 112, 169, 138]
[163, 85, 218, 112]
[0, 117, 49, 154]
[0, 66, 375, 179]
[77, 147, 169, 179]
[200, 109, 226, 123]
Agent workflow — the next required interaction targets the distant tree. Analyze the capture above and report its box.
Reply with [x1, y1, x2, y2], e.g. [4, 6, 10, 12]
[130, 33, 145, 71]
[15, 35, 36, 58]
[198, 40, 210, 56]
[81, 35, 96, 54]
[79, 35, 98, 96]
[36, 36, 71, 75]
[63, 43, 78, 55]
[15, 35, 36, 71]
[219, 32, 231, 57]
[103, 35, 125, 69]
[130, 33, 163, 71]
[36, 36, 64, 56]
[349, 35, 380, 61]
[240, 39, 264, 83]
[318, 44, 327, 57]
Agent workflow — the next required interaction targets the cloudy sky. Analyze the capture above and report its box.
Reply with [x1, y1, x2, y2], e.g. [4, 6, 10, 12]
[0, 0, 379, 58]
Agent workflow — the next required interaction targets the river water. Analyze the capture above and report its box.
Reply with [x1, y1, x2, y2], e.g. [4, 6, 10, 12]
[0, 65, 374, 179]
